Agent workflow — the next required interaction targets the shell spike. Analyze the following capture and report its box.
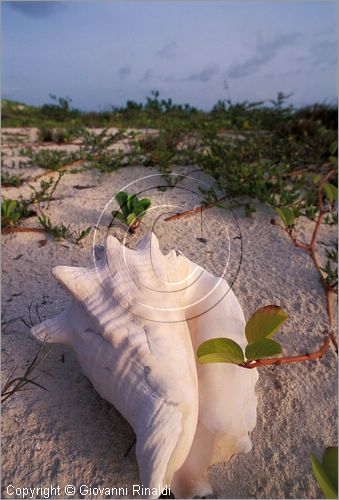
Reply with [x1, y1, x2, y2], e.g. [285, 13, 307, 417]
[52, 266, 100, 303]
[31, 304, 75, 346]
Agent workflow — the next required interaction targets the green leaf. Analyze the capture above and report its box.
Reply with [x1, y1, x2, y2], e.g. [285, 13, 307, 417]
[7, 199, 17, 215]
[311, 448, 338, 499]
[127, 194, 137, 212]
[245, 305, 288, 343]
[133, 204, 145, 217]
[322, 447, 338, 494]
[11, 212, 21, 223]
[112, 211, 126, 223]
[115, 191, 128, 208]
[245, 338, 282, 361]
[127, 213, 136, 226]
[115, 191, 129, 217]
[139, 198, 151, 210]
[197, 338, 244, 364]
[76, 226, 91, 242]
[2, 199, 17, 218]
[311, 455, 335, 498]
[323, 183, 338, 204]
[329, 141, 338, 155]
[275, 207, 295, 228]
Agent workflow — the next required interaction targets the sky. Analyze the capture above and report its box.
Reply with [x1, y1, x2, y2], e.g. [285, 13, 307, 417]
[2, 1, 338, 111]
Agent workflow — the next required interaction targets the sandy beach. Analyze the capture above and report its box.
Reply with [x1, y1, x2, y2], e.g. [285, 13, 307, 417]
[1, 128, 337, 499]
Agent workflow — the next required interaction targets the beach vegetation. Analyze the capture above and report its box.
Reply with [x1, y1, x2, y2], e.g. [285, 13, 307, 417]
[20, 147, 77, 171]
[197, 305, 287, 367]
[311, 447, 338, 499]
[37, 126, 78, 144]
[1, 172, 25, 187]
[37, 213, 92, 244]
[74, 226, 92, 244]
[112, 191, 151, 232]
[1, 346, 49, 404]
[1, 198, 35, 228]
[37, 213, 72, 240]
[29, 171, 65, 209]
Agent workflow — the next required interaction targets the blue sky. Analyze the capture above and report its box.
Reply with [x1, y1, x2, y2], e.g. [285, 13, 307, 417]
[2, 1, 338, 110]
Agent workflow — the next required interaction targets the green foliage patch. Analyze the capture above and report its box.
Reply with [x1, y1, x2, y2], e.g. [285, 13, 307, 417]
[112, 191, 151, 231]
[197, 305, 287, 365]
[1, 198, 35, 228]
[311, 447, 338, 499]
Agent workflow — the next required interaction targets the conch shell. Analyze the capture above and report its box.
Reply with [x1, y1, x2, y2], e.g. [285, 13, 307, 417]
[31, 232, 258, 498]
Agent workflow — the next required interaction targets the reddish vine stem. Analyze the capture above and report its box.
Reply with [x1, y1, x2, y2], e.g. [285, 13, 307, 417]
[164, 195, 227, 222]
[30, 159, 83, 181]
[239, 334, 330, 369]
[284, 169, 338, 352]
[280, 162, 333, 179]
[1, 227, 46, 235]
[309, 246, 331, 292]
[288, 232, 309, 252]
[326, 290, 338, 350]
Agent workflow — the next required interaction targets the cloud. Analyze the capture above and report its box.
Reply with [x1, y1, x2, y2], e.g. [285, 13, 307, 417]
[157, 42, 177, 59]
[228, 32, 302, 79]
[7, 1, 65, 18]
[310, 39, 337, 68]
[118, 65, 131, 80]
[281, 68, 304, 77]
[140, 69, 153, 82]
[187, 63, 219, 82]
[163, 75, 174, 83]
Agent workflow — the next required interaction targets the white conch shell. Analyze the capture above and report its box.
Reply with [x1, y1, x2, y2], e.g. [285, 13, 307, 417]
[31, 232, 258, 498]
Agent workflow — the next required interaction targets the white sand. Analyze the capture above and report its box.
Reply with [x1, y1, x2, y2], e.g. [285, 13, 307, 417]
[1, 129, 337, 499]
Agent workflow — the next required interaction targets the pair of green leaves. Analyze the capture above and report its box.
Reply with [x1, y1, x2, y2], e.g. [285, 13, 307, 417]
[112, 191, 151, 228]
[311, 447, 338, 499]
[197, 305, 288, 365]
